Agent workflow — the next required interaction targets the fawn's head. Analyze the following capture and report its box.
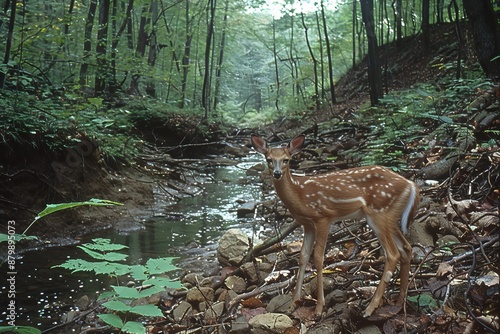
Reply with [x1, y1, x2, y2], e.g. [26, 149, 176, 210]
[251, 134, 305, 180]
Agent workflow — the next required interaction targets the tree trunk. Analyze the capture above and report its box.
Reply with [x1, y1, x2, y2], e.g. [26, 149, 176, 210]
[202, 0, 216, 117]
[128, 4, 148, 95]
[463, 0, 500, 78]
[360, 0, 383, 105]
[421, 0, 430, 52]
[272, 18, 280, 112]
[0, 0, 16, 89]
[213, 0, 229, 115]
[95, 0, 110, 94]
[180, 0, 192, 109]
[146, 0, 158, 98]
[301, 12, 319, 113]
[79, 0, 97, 88]
[321, 1, 336, 105]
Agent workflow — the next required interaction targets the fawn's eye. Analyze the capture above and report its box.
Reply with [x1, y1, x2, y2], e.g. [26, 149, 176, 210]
[283, 159, 289, 164]
[266, 159, 273, 165]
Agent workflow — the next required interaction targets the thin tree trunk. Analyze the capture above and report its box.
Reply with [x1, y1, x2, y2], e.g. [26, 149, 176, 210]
[272, 18, 280, 112]
[128, 4, 148, 95]
[360, 0, 383, 105]
[321, 0, 336, 104]
[0, 0, 16, 89]
[301, 12, 319, 112]
[180, 0, 192, 108]
[79, 0, 97, 88]
[95, 0, 110, 94]
[213, 0, 229, 115]
[146, 0, 158, 98]
[202, 0, 216, 117]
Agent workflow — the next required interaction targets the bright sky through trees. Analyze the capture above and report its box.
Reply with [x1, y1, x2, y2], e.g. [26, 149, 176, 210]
[248, 0, 341, 19]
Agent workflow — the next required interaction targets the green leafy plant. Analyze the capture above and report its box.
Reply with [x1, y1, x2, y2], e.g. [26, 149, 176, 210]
[0, 326, 41, 334]
[54, 238, 182, 334]
[0, 199, 123, 333]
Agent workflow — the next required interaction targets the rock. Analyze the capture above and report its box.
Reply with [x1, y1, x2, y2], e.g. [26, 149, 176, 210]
[182, 272, 205, 287]
[225, 275, 247, 294]
[75, 295, 91, 310]
[248, 313, 294, 334]
[218, 288, 238, 304]
[61, 310, 79, 323]
[304, 276, 336, 298]
[229, 315, 251, 333]
[266, 294, 292, 313]
[241, 261, 274, 284]
[246, 163, 265, 176]
[204, 301, 225, 324]
[356, 324, 383, 334]
[217, 228, 251, 266]
[186, 286, 215, 303]
[237, 200, 257, 218]
[172, 300, 193, 323]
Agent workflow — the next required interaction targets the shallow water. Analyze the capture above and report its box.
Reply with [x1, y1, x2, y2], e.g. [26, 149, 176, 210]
[0, 156, 262, 330]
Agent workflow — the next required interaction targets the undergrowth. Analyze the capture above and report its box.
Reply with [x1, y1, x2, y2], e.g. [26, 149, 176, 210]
[354, 77, 495, 168]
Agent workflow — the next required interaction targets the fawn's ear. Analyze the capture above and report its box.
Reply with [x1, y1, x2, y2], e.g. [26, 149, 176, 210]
[288, 134, 305, 155]
[251, 134, 267, 155]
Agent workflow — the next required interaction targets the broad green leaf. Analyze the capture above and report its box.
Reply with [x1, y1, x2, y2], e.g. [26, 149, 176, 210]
[98, 313, 124, 328]
[121, 321, 146, 334]
[52, 259, 95, 273]
[143, 276, 182, 289]
[112, 286, 140, 299]
[0, 326, 42, 334]
[36, 199, 123, 220]
[0, 234, 37, 243]
[145, 257, 179, 275]
[137, 285, 165, 298]
[130, 304, 163, 317]
[84, 238, 128, 251]
[129, 265, 148, 281]
[77, 246, 128, 262]
[103, 300, 131, 312]
[93, 262, 130, 276]
[97, 291, 116, 300]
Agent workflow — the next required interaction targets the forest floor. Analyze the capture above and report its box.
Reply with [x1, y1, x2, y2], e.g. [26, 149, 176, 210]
[1, 23, 498, 333]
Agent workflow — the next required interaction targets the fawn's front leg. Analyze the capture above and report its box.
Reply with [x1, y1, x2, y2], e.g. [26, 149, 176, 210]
[291, 224, 315, 310]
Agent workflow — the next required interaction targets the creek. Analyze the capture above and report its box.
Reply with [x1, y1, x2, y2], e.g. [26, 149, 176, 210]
[0, 156, 263, 330]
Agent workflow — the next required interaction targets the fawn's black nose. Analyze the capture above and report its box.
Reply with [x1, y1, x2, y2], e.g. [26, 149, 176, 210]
[273, 171, 282, 179]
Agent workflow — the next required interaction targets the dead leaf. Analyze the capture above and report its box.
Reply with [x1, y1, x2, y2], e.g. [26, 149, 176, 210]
[240, 297, 267, 309]
[436, 262, 454, 277]
[287, 241, 302, 254]
[367, 305, 402, 321]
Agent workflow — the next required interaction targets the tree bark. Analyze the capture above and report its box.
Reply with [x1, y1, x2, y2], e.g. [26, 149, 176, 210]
[360, 0, 383, 105]
[202, 0, 216, 117]
[213, 0, 229, 115]
[79, 0, 97, 88]
[180, 0, 192, 109]
[0, 0, 16, 89]
[463, 0, 500, 78]
[321, 1, 336, 104]
[95, 0, 110, 94]
[301, 12, 319, 113]
[421, 0, 430, 52]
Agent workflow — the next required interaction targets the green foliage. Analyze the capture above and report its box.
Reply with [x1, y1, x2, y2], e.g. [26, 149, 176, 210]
[407, 293, 439, 312]
[54, 238, 182, 333]
[353, 77, 492, 167]
[0, 326, 41, 334]
[0, 199, 122, 245]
